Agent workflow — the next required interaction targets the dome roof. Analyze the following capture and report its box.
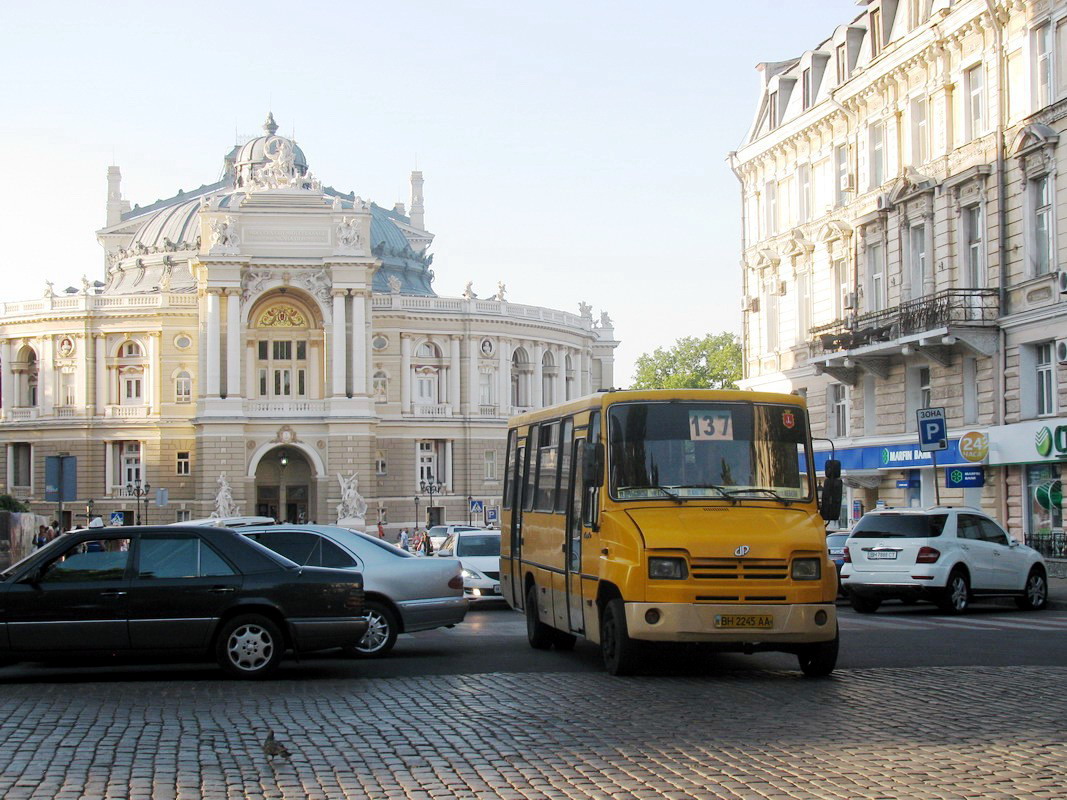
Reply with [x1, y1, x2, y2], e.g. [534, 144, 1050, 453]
[129, 196, 203, 250]
[234, 112, 307, 169]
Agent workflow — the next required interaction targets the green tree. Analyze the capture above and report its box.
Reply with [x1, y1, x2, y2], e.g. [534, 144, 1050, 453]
[0, 494, 29, 512]
[631, 332, 742, 390]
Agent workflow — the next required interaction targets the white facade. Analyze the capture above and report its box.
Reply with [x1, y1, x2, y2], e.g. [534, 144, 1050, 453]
[734, 0, 1067, 551]
[0, 114, 619, 531]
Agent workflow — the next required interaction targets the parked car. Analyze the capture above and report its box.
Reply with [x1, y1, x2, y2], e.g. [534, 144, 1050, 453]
[0, 525, 367, 678]
[826, 532, 850, 595]
[426, 525, 485, 552]
[238, 524, 467, 657]
[436, 530, 503, 603]
[841, 507, 1048, 614]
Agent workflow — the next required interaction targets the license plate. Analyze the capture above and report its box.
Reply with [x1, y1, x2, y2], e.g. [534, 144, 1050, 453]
[867, 551, 898, 560]
[714, 614, 773, 629]
[828, 548, 844, 556]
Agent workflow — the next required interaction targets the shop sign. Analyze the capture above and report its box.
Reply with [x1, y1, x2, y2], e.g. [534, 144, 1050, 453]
[958, 431, 989, 463]
[945, 467, 984, 488]
[984, 419, 1067, 465]
[812, 440, 967, 472]
[1035, 480, 1063, 511]
[852, 500, 863, 520]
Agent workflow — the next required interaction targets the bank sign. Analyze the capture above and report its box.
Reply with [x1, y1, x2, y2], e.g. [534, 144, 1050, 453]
[813, 439, 968, 472]
[985, 418, 1067, 465]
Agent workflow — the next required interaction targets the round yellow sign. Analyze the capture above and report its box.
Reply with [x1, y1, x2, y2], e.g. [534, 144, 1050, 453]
[959, 431, 989, 463]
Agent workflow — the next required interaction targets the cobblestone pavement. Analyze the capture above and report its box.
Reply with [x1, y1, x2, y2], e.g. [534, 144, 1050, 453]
[1, 666, 1065, 800]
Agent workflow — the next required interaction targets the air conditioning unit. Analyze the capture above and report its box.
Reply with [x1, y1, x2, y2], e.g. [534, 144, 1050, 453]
[1057, 271, 1067, 295]
[839, 173, 855, 192]
[743, 296, 760, 313]
[844, 292, 857, 310]
[1057, 340, 1067, 365]
[875, 194, 891, 211]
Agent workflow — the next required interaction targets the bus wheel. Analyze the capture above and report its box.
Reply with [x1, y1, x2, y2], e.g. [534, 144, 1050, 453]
[797, 627, 839, 678]
[526, 584, 553, 650]
[601, 598, 640, 676]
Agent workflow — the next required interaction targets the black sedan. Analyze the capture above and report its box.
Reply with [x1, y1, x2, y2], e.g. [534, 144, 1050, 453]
[0, 525, 368, 678]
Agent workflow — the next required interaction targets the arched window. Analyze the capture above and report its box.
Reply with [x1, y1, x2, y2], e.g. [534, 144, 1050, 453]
[175, 371, 192, 403]
[416, 342, 440, 359]
[542, 351, 555, 406]
[121, 368, 144, 406]
[511, 349, 527, 408]
[15, 347, 39, 408]
[414, 367, 439, 405]
[121, 342, 142, 358]
[565, 355, 575, 401]
[251, 299, 318, 401]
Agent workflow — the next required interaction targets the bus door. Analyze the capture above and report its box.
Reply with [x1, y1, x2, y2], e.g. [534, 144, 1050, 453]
[565, 437, 586, 633]
[506, 434, 531, 608]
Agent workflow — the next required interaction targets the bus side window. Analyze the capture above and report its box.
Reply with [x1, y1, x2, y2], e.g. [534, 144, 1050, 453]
[569, 438, 585, 571]
[584, 411, 601, 529]
[523, 425, 538, 513]
[502, 429, 517, 511]
[555, 418, 574, 514]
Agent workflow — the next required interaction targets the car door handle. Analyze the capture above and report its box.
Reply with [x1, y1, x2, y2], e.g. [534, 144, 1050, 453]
[210, 586, 236, 594]
[100, 590, 127, 597]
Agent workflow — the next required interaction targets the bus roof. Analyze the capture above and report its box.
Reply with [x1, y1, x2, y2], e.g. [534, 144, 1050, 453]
[507, 388, 807, 427]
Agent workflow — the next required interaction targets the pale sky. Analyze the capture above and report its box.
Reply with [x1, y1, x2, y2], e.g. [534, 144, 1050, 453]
[0, 0, 858, 384]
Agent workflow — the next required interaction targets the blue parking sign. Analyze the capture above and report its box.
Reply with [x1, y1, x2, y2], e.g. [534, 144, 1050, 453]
[486, 506, 499, 524]
[916, 407, 948, 452]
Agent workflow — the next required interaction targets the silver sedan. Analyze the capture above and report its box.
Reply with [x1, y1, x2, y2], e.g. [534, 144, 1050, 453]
[238, 524, 468, 657]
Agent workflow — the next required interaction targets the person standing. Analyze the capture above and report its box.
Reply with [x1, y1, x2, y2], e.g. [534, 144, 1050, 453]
[377, 520, 386, 539]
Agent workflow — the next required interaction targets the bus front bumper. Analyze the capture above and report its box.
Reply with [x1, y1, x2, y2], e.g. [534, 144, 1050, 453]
[624, 602, 837, 644]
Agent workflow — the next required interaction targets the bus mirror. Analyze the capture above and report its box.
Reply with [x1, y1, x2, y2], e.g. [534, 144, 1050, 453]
[819, 459, 843, 521]
[582, 442, 604, 487]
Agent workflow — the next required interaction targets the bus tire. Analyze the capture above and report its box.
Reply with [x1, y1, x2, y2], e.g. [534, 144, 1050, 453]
[797, 626, 838, 678]
[525, 584, 553, 650]
[552, 630, 577, 651]
[601, 598, 640, 676]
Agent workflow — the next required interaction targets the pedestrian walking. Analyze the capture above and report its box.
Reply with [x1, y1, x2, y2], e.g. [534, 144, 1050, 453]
[377, 520, 386, 539]
[398, 528, 410, 552]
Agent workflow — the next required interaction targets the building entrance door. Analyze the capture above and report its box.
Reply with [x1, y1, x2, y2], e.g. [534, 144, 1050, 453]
[254, 448, 314, 523]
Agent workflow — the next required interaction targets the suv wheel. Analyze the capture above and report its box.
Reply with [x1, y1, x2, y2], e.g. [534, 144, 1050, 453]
[938, 569, 970, 614]
[1015, 567, 1048, 611]
[848, 594, 881, 614]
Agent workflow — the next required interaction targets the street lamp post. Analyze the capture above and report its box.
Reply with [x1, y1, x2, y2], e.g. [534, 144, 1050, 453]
[467, 495, 473, 525]
[278, 451, 289, 523]
[419, 477, 444, 555]
[126, 478, 151, 526]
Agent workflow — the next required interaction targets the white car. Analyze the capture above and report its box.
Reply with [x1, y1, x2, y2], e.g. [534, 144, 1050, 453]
[436, 530, 503, 603]
[841, 507, 1048, 614]
[426, 524, 485, 552]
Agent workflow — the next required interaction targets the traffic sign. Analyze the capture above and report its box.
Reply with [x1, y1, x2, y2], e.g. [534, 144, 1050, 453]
[485, 506, 499, 524]
[469, 499, 484, 514]
[110, 511, 126, 526]
[916, 407, 948, 452]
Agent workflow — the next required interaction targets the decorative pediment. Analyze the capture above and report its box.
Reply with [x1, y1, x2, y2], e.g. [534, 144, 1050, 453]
[818, 219, 852, 243]
[754, 248, 781, 270]
[1011, 123, 1059, 157]
[888, 169, 936, 205]
[783, 230, 815, 259]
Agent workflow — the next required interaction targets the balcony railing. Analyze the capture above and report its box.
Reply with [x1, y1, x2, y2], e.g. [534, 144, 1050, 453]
[7, 407, 38, 420]
[413, 403, 453, 417]
[243, 399, 327, 416]
[105, 405, 150, 418]
[478, 404, 499, 416]
[812, 289, 999, 352]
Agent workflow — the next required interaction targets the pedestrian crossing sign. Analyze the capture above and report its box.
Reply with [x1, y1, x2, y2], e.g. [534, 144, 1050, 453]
[469, 499, 484, 514]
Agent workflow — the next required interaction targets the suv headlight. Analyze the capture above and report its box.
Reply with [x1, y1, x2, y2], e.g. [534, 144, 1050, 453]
[648, 557, 688, 580]
[791, 558, 822, 580]
[461, 568, 482, 580]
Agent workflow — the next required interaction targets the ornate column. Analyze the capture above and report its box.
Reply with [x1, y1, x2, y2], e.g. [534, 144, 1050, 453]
[39, 337, 54, 415]
[554, 347, 566, 406]
[0, 340, 12, 418]
[444, 440, 453, 492]
[468, 336, 480, 414]
[401, 334, 412, 413]
[532, 344, 544, 408]
[206, 290, 221, 398]
[148, 332, 161, 414]
[923, 207, 936, 296]
[95, 335, 107, 412]
[331, 290, 347, 397]
[76, 334, 88, 409]
[226, 290, 241, 398]
[349, 290, 367, 396]
[581, 348, 592, 396]
[497, 339, 510, 415]
[449, 335, 461, 413]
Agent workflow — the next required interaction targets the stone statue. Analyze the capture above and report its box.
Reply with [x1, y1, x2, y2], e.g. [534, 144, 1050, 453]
[241, 268, 273, 304]
[463, 281, 477, 300]
[336, 472, 368, 524]
[599, 311, 613, 328]
[209, 217, 240, 253]
[495, 282, 507, 301]
[387, 275, 402, 294]
[336, 216, 362, 252]
[43, 281, 54, 299]
[211, 474, 239, 519]
[578, 301, 592, 318]
[81, 274, 91, 294]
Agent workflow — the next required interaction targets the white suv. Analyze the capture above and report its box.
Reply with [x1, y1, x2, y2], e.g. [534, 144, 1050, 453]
[841, 507, 1048, 614]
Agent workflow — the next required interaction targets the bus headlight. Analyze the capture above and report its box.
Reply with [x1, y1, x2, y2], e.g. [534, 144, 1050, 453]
[791, 558, 821, 580]
[648, 557, 688, 580]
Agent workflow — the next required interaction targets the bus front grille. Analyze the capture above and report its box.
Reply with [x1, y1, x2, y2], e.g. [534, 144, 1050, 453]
[690, 558, 789, 581]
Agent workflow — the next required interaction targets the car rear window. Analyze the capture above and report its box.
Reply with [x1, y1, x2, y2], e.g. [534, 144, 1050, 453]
[456, 534, 501, 557]
[849, 514, 948, 538]
[825, 533, 850, 547]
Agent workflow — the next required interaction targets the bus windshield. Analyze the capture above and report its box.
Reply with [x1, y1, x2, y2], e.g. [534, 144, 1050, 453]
[607, 401, 812, 502]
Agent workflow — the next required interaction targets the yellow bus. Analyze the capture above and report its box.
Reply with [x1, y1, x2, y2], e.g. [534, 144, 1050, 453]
[500, 388, 843, 676]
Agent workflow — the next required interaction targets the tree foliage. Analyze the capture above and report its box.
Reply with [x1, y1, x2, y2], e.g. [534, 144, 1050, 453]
[0, 494, 29, 513]
[630, 332, 742, 390]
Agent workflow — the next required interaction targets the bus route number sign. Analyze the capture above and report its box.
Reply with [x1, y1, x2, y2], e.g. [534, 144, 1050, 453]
[689, 410, 733, 441]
